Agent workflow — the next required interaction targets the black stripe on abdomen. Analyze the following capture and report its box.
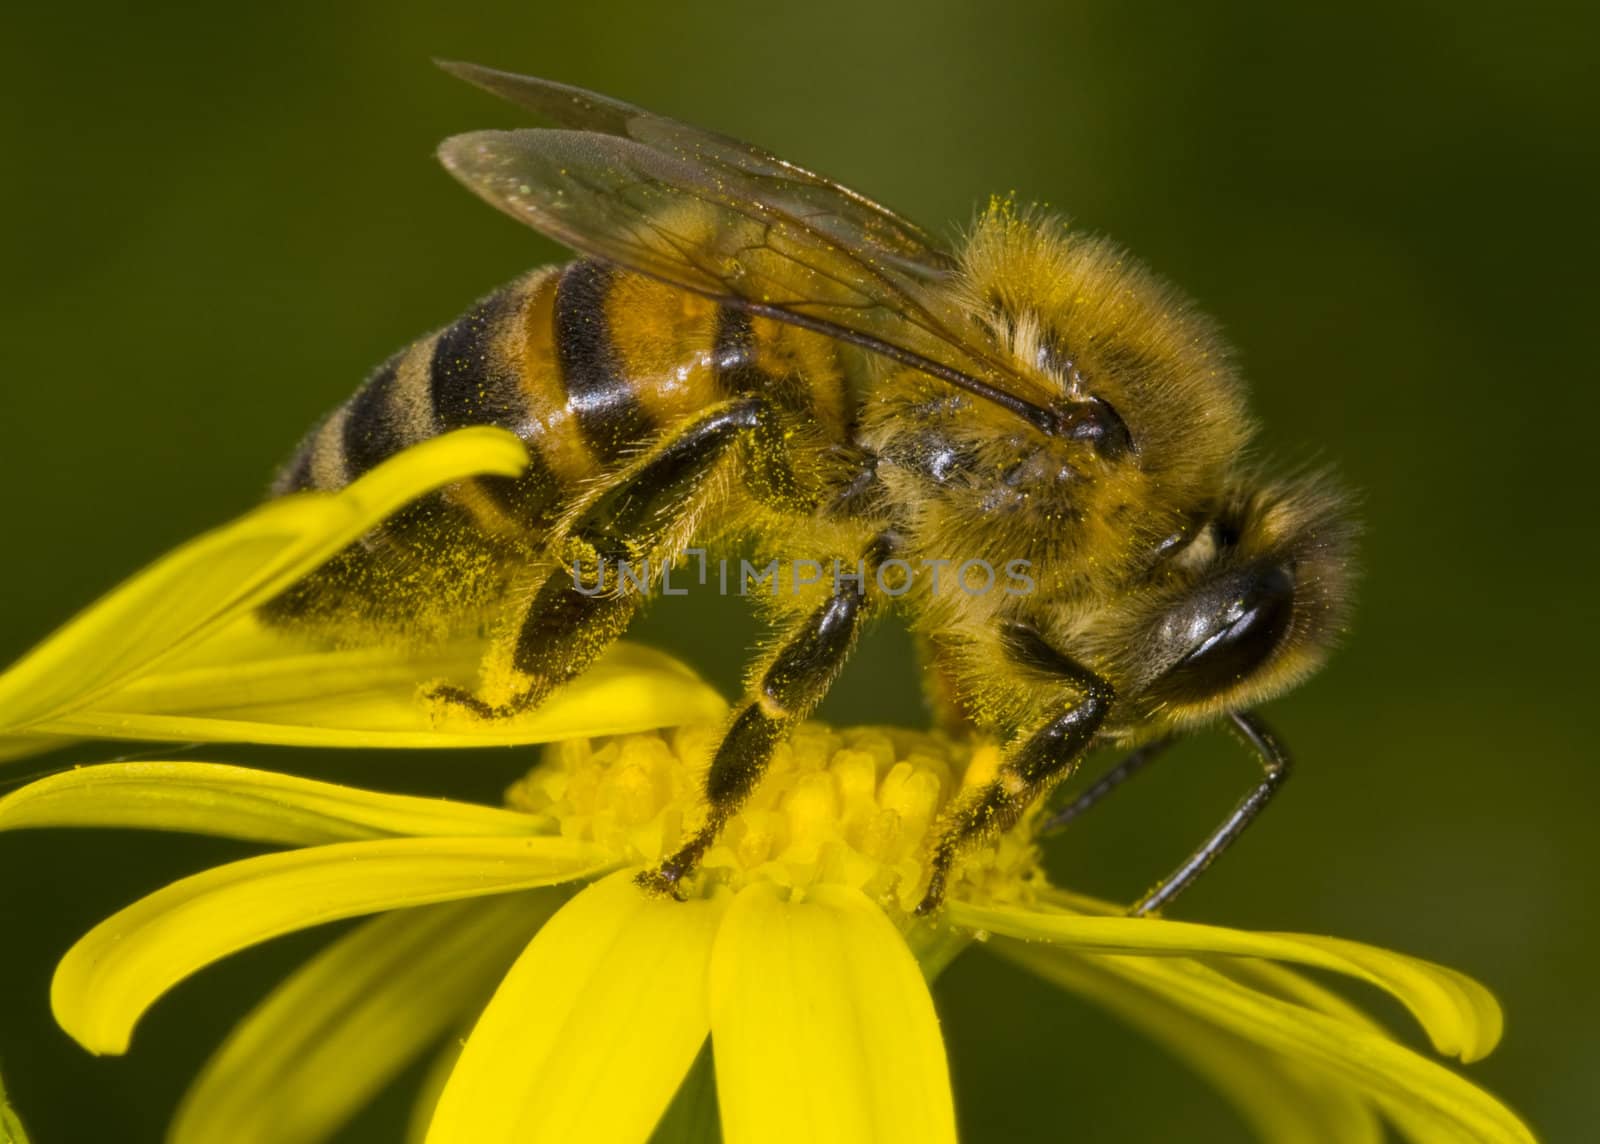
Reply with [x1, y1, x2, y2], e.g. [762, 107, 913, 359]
[430, 281, 574, 527]
[341, 354, 408, 479]
[271, 432, 318, 495]
[710, 303, 816, 424]
[555, 261, 653, 463]
[430, 288, 527, 432]
[712, 305, 760, 393]
[428, 284, 565, 526]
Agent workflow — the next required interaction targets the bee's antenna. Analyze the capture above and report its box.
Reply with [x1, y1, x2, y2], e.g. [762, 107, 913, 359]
[711, 294, 1064, 435]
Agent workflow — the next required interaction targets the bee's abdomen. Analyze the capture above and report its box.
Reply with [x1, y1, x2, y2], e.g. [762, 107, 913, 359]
[274, 259, 850, 538]
[274, 266, 563, 530]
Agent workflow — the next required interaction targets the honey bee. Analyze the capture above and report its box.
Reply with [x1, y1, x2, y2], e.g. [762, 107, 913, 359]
[270, 62, 1356, 914]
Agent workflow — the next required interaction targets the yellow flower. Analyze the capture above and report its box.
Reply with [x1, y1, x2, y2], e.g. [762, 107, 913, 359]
[0, 427, 723, 762]
[0, 428, 1537, 1144]
[0, 728, 1538, 1144]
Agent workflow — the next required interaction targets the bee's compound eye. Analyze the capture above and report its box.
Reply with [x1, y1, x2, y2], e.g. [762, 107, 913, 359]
[1148, 564, 1296, 705]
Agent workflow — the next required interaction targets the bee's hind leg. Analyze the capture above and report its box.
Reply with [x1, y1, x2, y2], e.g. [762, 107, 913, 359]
[428, 397, 781, 721]
[426, 582, 640, 719]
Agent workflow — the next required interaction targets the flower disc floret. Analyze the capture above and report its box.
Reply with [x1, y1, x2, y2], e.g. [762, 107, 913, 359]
[507, 723, 1040, 914]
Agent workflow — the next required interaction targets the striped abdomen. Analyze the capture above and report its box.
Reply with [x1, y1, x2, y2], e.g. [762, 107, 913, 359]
[268, 259, 850, 631]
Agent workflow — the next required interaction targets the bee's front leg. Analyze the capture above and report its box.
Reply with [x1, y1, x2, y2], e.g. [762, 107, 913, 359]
[1126, 709, 1291, 916]
[915, 621, 1114, 915]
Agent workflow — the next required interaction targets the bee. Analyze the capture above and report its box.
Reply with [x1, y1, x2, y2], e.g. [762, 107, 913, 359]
[270, 62, 1356, 914]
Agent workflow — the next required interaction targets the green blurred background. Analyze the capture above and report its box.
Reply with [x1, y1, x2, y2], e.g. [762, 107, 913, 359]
[1, 1, 1594, 1140]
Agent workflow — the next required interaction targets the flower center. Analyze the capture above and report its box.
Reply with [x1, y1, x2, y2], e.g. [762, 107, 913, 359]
[505, 723, 1044, 917]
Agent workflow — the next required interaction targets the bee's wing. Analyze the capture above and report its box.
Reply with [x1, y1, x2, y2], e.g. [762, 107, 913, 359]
[438, 62, 954, 281]
[436, 64, 1060, 426]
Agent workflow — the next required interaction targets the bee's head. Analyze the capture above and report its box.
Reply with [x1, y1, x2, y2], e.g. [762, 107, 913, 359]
[1111, 471, 1358, 728]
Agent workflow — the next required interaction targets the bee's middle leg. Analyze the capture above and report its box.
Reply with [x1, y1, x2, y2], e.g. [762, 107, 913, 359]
[637, 531, 894, 897]
[429, 397, 779, 719]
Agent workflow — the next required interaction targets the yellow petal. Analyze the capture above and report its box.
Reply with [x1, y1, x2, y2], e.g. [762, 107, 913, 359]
[647, 1044, 721, 1144]
[0, 736, 58, 765]
[426, 870, 721, 1144]
[949, 899, 1502, 1061]
[1216, 958, 1387, 1034]
[998, 945, 1382, 1144]
[1033, 884, 1390, 1034]
[0, 762, 548, 846]
[0, 1065, 29, 1144]
[1002, 941, 1537, 1144]
[53, 835, 612, 1055]
[709, 883, 956, 1144]
[407, 1037, 465, 1144]
[0, 427, 527, 737]
[4, 633, 725, 758]
[171, 891, 558, 1144]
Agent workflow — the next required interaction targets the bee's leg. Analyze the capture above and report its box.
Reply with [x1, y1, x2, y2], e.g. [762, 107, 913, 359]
[916, 622, 1114, 915]
[430, 396, 791, 719]
[427, 575, 640, 719]
[1127, 710, 1290, 916]
[1038, 736, 1175, 836]
[636, 531, 893, 897]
